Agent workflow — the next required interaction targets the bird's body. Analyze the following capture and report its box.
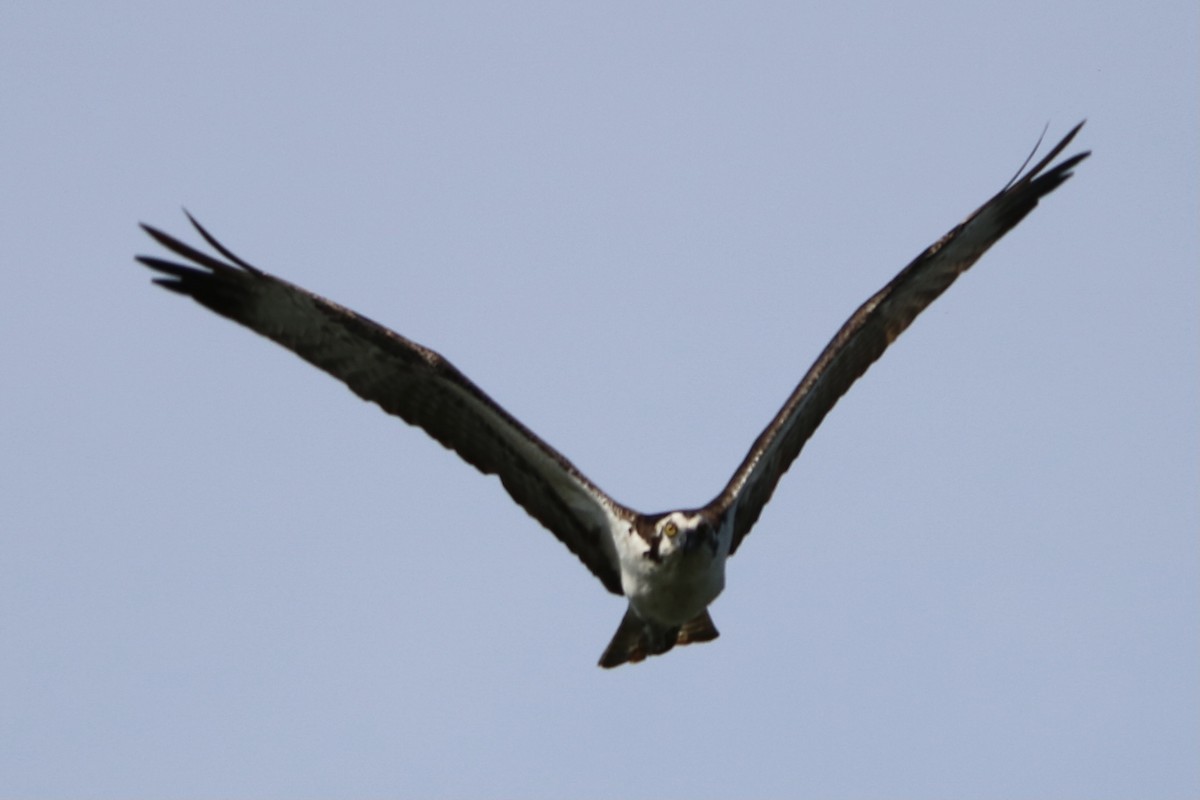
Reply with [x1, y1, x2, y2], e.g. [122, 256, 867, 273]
[620, 511, 727, 624]
[138, 124, 1088, 667]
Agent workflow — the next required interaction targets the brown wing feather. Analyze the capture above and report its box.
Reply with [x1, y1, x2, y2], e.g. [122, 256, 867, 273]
[709, 123, 1090, 553]
[138, 214, 629, 594]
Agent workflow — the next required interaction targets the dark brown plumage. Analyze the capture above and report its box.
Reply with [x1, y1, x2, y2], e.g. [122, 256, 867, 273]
[139, 123, 1088, 667]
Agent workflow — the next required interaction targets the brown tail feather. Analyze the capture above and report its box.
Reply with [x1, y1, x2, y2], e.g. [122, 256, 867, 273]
[677, 610, 720, 645]
[597, 608, 720, 668]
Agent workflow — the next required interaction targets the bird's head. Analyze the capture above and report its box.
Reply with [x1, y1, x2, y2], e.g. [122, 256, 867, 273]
[648, 510, 720, 563]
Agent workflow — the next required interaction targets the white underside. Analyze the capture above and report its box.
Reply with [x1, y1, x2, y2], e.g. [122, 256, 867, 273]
[612, 512, 733, 626]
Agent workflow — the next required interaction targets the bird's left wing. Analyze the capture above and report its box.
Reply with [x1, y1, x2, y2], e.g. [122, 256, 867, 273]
[138, 214, 629, 594]
[708, 123, 1090, 554]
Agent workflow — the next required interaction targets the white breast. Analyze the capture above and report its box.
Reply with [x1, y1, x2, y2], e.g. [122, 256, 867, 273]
[614, 517, 730, 626]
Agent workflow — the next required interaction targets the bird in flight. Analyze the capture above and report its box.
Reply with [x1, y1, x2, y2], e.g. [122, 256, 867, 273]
[138, 123, 1088, 668]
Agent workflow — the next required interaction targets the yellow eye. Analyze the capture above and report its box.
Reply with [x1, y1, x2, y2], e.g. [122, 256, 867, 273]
[663, 521, 678, 538]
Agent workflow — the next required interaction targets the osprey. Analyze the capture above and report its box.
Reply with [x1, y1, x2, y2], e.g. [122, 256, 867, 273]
[138, 124, 1088, 668]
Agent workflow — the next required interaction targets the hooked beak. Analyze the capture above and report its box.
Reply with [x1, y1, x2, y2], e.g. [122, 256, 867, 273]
[684, 524, 718, 556]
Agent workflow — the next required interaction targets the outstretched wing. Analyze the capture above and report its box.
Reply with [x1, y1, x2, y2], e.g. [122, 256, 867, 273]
[709, 123, 1090, 554]
[138, 214, 629, 594]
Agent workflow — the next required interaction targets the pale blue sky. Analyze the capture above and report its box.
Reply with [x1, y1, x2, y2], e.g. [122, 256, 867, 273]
[2, 2, 1197, 797]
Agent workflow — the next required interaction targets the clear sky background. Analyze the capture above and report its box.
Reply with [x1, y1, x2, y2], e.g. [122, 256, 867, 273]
[2, 2, 1196, 798]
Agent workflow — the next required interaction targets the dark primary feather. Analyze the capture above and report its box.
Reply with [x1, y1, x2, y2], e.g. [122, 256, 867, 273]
[138, 213, 629, 595]
[709, 123, 1089, 553]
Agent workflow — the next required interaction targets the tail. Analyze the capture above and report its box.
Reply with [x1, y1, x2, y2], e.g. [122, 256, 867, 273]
[597, 607, 720, 668]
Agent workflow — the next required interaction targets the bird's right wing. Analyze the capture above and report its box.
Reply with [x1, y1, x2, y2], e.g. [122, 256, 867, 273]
[138, 215, 630, 594]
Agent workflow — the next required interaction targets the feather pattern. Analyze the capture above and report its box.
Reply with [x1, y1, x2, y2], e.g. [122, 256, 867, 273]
[139, 216, 631, 594]
[137, 123, 1088, 667]
[708, 123, 1089, 552]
